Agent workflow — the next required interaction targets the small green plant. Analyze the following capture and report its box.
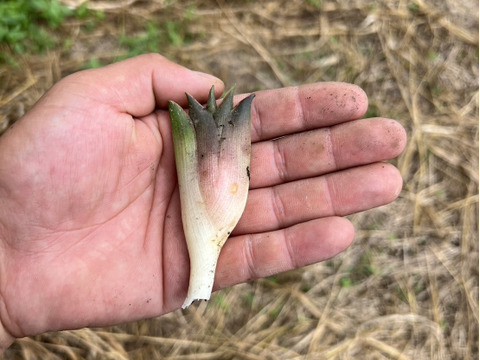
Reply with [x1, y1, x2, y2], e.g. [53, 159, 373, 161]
[269, 301, 285, 320]
[428, 50, 439, 61]
[166, 21, 184, 46]
[340, 276, 353, 288]
[118, 18, 195, 61]
[341, 250, 381, 287]
[364, 103, 379, 118]
[0, 0, 103, 65]
[408, 2, 420, 13]
[213, 294, 231, 312]
[84, 57, 103, 69]
[244, 292, 255, 307]
[307, 0, 322, 8]
[119, 22, 163, 58]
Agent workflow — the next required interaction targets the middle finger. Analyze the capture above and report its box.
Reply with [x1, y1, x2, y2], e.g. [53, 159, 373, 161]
[235, 162, 403, 235]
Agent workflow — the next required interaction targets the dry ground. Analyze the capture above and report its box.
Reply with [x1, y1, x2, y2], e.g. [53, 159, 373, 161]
[0, 0, 478, 359]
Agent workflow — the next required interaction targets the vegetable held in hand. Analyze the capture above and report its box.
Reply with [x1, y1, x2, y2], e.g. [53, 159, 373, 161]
[168, 87, 255, 308]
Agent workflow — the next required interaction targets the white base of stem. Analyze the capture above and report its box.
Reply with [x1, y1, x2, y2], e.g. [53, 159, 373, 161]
[181, 245, 221, 309]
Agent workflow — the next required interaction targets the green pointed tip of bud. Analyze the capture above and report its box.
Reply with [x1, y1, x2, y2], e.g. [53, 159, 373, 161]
[207, 86, 217, 113]
[214, 87, 235, 126]
[168, 100, 197, 173]
[186, 92, 209, 126]
[233, 94, 256, 123]
[168, 100, 194, 140]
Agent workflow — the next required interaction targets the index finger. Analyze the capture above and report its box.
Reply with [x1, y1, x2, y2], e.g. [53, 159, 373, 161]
[238, 82, 368, 142]
[53, 54, 225, 118]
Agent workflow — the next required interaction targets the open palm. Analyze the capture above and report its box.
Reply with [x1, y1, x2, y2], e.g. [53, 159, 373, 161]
[0, 54, 405, 345]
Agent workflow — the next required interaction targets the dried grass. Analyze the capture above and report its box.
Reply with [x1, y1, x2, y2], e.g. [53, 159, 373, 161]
[0, 0, 478, 359]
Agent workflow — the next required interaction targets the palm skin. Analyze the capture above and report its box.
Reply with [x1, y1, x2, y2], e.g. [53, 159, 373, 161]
[0, 54, 406, 348]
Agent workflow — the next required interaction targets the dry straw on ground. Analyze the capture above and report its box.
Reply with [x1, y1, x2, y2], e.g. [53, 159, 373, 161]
[0, 0, 478, 359]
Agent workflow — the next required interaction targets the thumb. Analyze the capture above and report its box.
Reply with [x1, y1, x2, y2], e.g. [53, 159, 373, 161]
[57, 53, 225, 117]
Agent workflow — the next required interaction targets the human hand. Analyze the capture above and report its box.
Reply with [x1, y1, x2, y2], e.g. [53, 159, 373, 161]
[0, 54, 406, 349]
